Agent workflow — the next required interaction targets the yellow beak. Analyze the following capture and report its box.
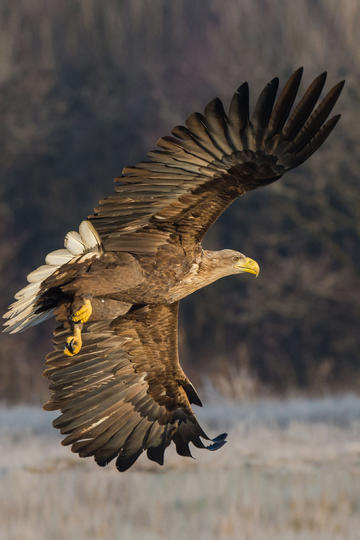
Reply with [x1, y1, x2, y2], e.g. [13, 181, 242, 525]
[236, 257, 260, 277]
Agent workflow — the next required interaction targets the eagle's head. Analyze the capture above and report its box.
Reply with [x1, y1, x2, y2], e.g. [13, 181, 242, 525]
[220, 249, 260, 277]
[201, 249, 260, 281]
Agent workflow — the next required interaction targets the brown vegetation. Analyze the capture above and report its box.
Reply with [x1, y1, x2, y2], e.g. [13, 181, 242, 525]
[0, 0, 359, 403]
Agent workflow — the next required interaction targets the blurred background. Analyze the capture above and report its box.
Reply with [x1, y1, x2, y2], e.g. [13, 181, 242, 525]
[1, 3, 360, 540]
[0, 0, 359, 403]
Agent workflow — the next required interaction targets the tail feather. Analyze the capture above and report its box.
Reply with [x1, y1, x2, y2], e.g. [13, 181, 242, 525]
[27, 265, 57, 283]
[3, 220, 101, 334]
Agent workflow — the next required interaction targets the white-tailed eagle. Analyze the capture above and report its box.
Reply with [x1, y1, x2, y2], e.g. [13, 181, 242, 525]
[3, 69, 343, 471]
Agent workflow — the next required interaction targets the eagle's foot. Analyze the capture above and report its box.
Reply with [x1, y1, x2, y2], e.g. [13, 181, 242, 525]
[64, 324, 83, 356]
[71, 298, 93, 324]
[64, 298, 92, 356]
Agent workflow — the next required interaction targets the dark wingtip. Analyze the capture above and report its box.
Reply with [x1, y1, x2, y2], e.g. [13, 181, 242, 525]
[331, 113, 342, 123]
[181, 381, 203, 406]
[328, 80, 346, 103]
[147, 445, 165, 466]
[173, 433, 194, 458]
[95, 452, 118, 467]
[252, 77, 279, 133]
[206, 440, 227, 451]
[335, 79, 346, 93]
[206, 432, 228, 451]
[204, 97, 225, 118]
[290, 67, 304, 84]
[311, 71, 328, 93]
[288, 66, 303, 82]
[116, 449, 143, 472]
[237, 81, 249, 94]
[310, 71, 328, 94]
[214, 432, 227, 440]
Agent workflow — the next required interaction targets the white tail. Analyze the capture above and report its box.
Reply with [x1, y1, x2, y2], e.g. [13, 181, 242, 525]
[3, 221, 101, 334]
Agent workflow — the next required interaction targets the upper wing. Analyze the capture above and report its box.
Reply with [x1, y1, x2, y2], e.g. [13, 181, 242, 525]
[43, 302, 226, 471]
[89, 68, 343, 253]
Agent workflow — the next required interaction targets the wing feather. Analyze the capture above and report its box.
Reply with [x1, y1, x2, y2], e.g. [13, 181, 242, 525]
[282, 71, 327, 140]
[89, 69, 343, 253]
[44, 302, 226, 471]
[228, 81, 250, 135]
[267, 68, 303, 137]
[250, 77, 279, 149]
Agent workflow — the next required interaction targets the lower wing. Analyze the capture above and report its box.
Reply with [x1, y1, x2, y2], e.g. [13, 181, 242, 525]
[43, 302, 226, 471]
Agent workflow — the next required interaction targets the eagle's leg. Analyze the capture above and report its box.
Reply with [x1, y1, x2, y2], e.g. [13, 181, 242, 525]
[64, 323, 83, 356]
[64, 297, 93, 356]
[70, 297, 93, 324]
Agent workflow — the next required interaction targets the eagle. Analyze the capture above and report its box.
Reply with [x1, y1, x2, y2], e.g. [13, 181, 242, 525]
[3, 68, 343, 471]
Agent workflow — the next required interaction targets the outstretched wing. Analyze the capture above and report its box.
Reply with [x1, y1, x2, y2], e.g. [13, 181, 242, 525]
[89, 68, 343, 253]
[43, 303, 226, 471]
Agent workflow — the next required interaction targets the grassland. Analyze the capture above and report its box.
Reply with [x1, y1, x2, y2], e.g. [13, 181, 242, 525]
[1, 396, 360, 540]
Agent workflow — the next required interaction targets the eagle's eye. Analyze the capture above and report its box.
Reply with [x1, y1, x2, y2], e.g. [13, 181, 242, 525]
[232, 255, 241, 263]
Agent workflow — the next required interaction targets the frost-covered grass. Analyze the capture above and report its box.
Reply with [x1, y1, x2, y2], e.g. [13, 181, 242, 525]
[1, 396, 360, 540]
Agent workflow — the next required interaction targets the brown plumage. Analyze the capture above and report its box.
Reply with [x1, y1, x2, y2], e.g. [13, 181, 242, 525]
[3, 68, 343, 471]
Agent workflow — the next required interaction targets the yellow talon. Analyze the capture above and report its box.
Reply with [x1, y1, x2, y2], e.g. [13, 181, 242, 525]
[64, 298, 92, 356]
[71, 298, 93, 324]
[64, 325, 82, 356]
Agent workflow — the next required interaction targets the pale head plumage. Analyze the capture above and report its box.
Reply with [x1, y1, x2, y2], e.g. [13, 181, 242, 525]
[201, 249, 260, 281]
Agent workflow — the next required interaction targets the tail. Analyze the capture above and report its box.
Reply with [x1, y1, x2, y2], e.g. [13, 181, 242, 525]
[3, 220, 101, 334]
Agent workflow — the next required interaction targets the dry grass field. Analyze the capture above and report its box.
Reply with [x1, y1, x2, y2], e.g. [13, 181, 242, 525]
[1, 395, 360, 540]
